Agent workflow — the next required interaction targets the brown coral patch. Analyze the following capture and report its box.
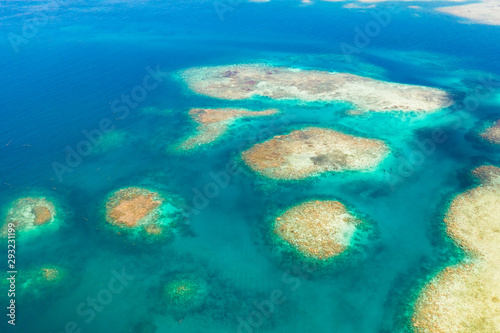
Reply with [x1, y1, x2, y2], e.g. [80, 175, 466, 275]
[273, 200, 361, 260]
[242, 127, 389, 179]
[42, 268, 60, 282]
[178, 108, 278, 150]
[412, 165, 500, 332]
[32, 206, 52, 225]
[480, 120, 500, 145]
[144, 224, 162, 235]
[106, 188, 162, 228]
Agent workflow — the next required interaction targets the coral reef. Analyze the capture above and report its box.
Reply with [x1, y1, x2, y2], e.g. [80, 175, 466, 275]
[1, 197, 57, 236]
[106, 187, 163, 228]
[437, 1, 500, 26]
[105, 187, 185, 240]
[242, 127, 389, 180]
[321, 0, 500, 27]
[480, 120, 500, 145]
[177, 108, 278, 150]
[273, 200, 362, 260]
[13, 265, 69, 299]
[411, 165, 500, 332]
[163, 277, 208, 312]
[181, 64, 452, 112]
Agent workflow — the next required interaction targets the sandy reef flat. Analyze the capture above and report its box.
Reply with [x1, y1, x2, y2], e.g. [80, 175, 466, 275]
[273, 200, 361, 260]
[242, 127, 389, 180]
[177, 108, 278, 150]
[412, 165, 500, 332]
[181, 65, 452, 113]
[481, 120, 500, 145]
[163, 277, 208, 312]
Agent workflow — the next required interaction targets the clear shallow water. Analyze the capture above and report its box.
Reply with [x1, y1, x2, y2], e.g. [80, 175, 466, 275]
[1, 1, 499, 332]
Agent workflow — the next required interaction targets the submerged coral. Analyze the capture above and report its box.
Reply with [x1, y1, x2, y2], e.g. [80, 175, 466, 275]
[12, 265, 69, 299]
[93, 129, 131, 153]
[132, 321, 157, 333]
[163, 277, 208, 312]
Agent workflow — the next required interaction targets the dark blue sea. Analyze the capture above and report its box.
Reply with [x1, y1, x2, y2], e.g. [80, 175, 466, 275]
[1, 1, 499, 332]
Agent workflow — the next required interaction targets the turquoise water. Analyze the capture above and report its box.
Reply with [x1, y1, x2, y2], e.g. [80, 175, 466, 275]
[1, 1, 499, 332]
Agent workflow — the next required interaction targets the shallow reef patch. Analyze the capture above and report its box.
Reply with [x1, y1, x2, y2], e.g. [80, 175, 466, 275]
[176, 107, 278, 151]
[272, 199, 363, 261]
[181, 64, 453, 113]
[242, 127, 389, 180]
[104, 187, 186, 242]
[411, 165, 500, 332]
[480, 119, 500, 145]
[1, 196, 61, 237]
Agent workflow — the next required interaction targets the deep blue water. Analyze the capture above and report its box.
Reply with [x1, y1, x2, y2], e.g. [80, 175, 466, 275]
[1, 1, 499, 332]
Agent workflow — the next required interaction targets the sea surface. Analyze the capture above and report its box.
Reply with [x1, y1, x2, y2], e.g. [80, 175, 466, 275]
[1, 1, 499, 332]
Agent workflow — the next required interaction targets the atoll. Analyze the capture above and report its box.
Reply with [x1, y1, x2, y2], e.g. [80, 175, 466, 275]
[177, 108, 278, 150]
[1, 197, 57, 236]
[105, 187, 184, 239]
[163, 278, 208, 312]
[181, 64, 452, 112]
[241, 127, 389, 180]
[411, 165, 500, 332]
[480, 120, 500, 145]
[273, 200, 362, 260]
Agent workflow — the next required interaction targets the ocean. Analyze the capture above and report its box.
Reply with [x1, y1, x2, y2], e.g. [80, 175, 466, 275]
[1, 1, 499, 332]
